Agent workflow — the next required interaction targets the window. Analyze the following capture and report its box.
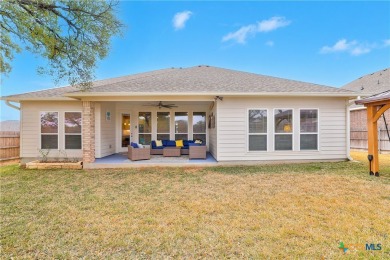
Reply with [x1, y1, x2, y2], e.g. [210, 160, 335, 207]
[40, 112, 58, 149]
[175, 112, 188, 140]
[138, 112, 152, 145]
[248, 109, 267, 151]
[65, 112, 82, 149]
[300, 109, 318, 150]
[157, 112, 170, 140]
[274, 109, 293, 150]
[193, 112, 206, 143]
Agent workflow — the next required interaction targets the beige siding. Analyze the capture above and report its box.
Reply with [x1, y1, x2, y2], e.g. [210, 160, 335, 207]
[94, 103, 101, 158]
[208, 101, 218, 160]
[217, 97, 348, 161]
[98, 102, 116, 158]
[20, 101, 83, 160]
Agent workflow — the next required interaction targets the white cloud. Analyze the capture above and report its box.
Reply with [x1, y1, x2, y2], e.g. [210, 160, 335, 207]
[383, 39, 390, 47]
[222, 16, 291, 44]
[172, 11, 192, 30]
[222, 25, 257, 44]
[320, 39, 354, 53]
[265, 40, 274, 47]
[320, 39, 374, 56]
[258, 16, 291, 32]
[350, 46, 371, 56]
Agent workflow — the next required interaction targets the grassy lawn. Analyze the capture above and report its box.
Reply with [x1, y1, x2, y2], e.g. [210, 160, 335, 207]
[1, 152, 389, 259]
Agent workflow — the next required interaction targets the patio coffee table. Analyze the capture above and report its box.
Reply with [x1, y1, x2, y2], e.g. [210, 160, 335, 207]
[163, 147, 181, 157]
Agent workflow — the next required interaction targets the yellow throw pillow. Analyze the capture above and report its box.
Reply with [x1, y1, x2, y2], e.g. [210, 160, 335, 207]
[176, 140, 184, 147]
[156, 140, 163, 147]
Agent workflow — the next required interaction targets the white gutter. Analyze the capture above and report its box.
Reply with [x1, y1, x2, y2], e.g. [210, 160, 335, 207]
[5, 100, 20, 110]
[64, 91, 359, 98]
[1, 97, 77, 102]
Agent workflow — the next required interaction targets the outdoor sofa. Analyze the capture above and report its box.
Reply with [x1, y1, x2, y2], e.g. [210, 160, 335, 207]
[150, 140, 204, 155]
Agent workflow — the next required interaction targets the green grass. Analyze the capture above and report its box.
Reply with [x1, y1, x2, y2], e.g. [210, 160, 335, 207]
[1, 152, 390, 259]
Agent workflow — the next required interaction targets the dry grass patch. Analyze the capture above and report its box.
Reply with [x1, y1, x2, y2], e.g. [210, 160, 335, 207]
[1, 153, 389, 258]
[351, 150, 390, 167]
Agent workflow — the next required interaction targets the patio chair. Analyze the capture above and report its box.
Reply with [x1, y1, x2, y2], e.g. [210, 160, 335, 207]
[128, 146, 151, 161]
[189, 145, 207, 159]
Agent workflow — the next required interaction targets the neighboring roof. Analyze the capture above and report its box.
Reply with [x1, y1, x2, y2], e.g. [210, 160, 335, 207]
[0, 120, 20, 132]
[2, 65, 356, 101]
[342, 68, 390, 95]
[355, 90, 390, 105]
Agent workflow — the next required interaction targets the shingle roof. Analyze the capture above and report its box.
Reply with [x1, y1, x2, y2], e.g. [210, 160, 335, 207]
[3, 65, 356, 101]
[342, 68, 390, 94]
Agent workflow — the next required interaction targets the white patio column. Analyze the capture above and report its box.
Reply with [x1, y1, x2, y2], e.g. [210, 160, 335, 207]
[82, 101, 95, 163]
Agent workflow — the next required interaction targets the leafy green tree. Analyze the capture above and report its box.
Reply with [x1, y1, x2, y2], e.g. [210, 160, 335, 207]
[0, 0, 123, 90]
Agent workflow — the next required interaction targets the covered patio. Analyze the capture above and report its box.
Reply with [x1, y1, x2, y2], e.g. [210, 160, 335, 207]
[84, 152, 217, 168]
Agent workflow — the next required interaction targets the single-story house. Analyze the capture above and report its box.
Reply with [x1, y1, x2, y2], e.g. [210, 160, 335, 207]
[2, 65, 358, 166]
[342, 68, 390, 152]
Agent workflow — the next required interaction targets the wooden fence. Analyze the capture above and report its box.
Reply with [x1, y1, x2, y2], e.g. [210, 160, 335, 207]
[351, 129, 390, 152]
[0, 131, 20, 162]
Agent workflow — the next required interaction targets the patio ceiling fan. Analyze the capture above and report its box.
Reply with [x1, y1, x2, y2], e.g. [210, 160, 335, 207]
[142, 101, 178, 109]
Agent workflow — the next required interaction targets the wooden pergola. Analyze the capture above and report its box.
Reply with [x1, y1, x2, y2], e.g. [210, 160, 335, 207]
[355, 90, 390, 176]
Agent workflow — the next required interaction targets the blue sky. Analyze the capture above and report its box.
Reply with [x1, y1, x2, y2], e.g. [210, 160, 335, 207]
[1, 1, 390, 121]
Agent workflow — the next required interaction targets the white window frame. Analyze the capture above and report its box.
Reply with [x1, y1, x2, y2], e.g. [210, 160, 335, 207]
[64, 111, 82, 150]
[138, 111, 152, 145]
[174, 112, 189, 140]
[247, 108, 268, 152]
[40, 111, 59, 150]
[192, 112, 207, 143]
[157, 111, 171, 141]
[299, 108, 319, 151]
[274, 108, 294, 151]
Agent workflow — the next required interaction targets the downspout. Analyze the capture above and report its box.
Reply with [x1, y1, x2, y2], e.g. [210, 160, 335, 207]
[346, 99, 355, 161]
[5, 100, 20, 110]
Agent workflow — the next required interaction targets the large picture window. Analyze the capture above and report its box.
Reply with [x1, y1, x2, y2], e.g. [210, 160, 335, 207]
[248, 109, 267, 151]
[65, 112, 82, 149]
[274, 109, 293, 151]
[40, 112, 58, 149]
[138, 112, 152, 145]
[157, 112, 170, 140]
[175, 112, 188, 140]
[193, 112, 206, 143]
[300, 109, 318, 150]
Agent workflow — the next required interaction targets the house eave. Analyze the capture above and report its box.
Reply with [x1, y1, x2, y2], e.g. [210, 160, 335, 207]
[1, 91, 359, 102]
[0, 97, 79, 102]
[64, 92, 358, 99]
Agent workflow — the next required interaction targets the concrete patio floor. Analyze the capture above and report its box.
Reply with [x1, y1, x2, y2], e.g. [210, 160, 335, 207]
[84, 152, 217, 169]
